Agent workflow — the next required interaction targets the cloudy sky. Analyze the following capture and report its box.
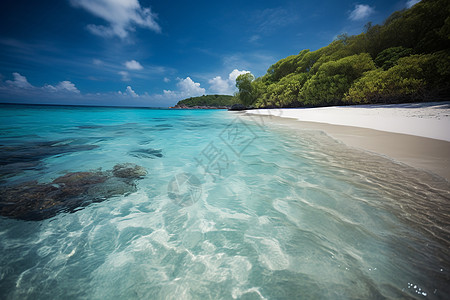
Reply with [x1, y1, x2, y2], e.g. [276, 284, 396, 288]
[0, 0, 420, 107]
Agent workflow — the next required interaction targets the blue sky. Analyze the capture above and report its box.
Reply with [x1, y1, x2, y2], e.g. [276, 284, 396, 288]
[0, 0, 420, 107]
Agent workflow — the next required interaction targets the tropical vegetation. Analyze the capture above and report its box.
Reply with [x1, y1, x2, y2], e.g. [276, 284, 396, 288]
[235, 0, 450, 107]
[175, 94, 237, 107]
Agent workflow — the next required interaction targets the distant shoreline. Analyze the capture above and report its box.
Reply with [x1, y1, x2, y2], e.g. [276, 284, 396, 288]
[169, 105, 229, 109]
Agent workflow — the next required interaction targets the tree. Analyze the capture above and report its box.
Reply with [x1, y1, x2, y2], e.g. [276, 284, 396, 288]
[336, 33, 349, 45]
[265, 50, 311, 82]
[374, 46, 414, 70]
[345, 52, 450, 104]
[176, 95, 237, 107]
[301, 53, 376, 105]
[278, 73, 309, 107]
[251, 79, 268, 108]
[236, 73, 255, 106]
[237, 0, 450, 107]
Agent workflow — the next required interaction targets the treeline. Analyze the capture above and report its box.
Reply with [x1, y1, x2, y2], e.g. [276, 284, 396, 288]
[235, 0, 450, 108]
[176, 95, 237, 107]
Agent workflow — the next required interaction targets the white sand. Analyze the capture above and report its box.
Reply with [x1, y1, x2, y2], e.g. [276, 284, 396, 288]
[246, 102, 450, 141]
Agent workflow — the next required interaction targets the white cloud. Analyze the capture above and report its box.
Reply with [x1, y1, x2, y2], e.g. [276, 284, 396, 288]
[208, 69, 250, 95]
[4, 72, 80, 94]
[124, 59, 143, 70]
[126, 86, 138, 97]
[208, 76, 230, 94]
[118, 71, 130, 81]
[163, 77, 170, 83]
[177, 77, 206, 96]
[0, 72, 179, 106]
[45, 81, 80, 93]
[163, 77, 205, 99]
[6, 72, 33, 89]
[228, 69, 250, 83]
[71, 0, 161, 38]
[118, 85, 139, 97]
[349, 4, 374, 21]
[406, 0, 420, 8]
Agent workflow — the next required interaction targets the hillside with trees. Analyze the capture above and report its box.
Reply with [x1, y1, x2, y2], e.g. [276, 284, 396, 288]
[174, 95, 237, 108]
[235, 0, 450, 108]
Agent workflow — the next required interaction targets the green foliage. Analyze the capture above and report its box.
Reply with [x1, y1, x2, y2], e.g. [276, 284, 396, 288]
[294, 50, 321, 74]
[302, 74, 351, 106]
[277, 73, 309, 107]
[236, 73, 255, 106]
[345, 51, 450, 104]
[176, 95, 237, 107]
[254, 73, 308, 108]
[374, 46, 414, 70]
[244, 0, 450, 108]
[439, 16, 450, 39]
[265, 50, 311, 82]
[344, 68, 426, 104]
[364, 0, 450, 56]
[319, 53, 376, 80]
[301, 53, 376, 105]
[251, 79, 269, 107]
[308, 40, 355, 74]
[343, 69, 388, 104]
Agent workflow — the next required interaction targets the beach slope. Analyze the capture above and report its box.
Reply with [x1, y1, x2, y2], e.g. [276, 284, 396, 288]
[245, 102, 450, 180]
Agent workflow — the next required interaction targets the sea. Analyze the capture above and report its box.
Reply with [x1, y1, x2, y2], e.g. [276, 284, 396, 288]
[0, 104, 449, 299]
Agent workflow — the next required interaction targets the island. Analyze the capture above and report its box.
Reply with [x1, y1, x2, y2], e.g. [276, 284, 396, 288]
[169, 94, 238, 109]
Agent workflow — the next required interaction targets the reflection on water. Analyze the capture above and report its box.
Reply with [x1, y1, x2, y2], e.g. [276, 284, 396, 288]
[0, 104, 449, 299]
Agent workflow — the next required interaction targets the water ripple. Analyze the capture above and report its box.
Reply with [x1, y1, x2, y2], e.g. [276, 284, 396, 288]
[0, 107, 449, 299]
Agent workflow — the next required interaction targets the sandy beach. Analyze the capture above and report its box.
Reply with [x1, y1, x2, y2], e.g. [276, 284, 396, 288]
[245, 102, 450, 181]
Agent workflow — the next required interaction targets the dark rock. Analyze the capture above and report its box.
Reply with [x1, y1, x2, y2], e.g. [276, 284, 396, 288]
[0, 163, 146, 221]
[0, 140, 99, 179]
[228, 104, 247, 111]
[53, 171, 107, 185]
[87, 177, 137, 199]
[112, 163, 148, 179]
[0, 161, 42, 180]
[0, 181, 59, 220]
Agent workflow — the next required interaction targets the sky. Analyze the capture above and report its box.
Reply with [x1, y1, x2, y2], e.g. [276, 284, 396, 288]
[0, 0, 421, 107]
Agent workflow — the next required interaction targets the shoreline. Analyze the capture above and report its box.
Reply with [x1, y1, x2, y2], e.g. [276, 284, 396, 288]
[246, 102, 450, 141]
[243, 103, 450, 181]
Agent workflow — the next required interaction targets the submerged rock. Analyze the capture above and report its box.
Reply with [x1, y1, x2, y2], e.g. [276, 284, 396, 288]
[87, 177, 137, 200]
[112, 163, 148, 179]
[53, 171, 107, 186]
[0, 140, 99, 180]
[0, 163, 146, 221]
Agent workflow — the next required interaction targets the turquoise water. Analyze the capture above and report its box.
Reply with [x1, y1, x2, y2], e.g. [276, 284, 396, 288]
[0, 104, 449, 299]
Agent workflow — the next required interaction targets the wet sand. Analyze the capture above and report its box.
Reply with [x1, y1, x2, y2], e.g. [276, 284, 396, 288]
[243, 113, 450, 182]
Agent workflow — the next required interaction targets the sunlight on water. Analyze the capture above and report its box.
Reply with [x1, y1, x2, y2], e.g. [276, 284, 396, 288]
[0, 104, 449, 299]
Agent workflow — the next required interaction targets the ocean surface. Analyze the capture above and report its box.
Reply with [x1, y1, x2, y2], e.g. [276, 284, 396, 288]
[0, 104, 449, 299]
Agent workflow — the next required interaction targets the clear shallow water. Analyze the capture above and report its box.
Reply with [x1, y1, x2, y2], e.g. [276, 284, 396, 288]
[0, 104, 449, 299]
